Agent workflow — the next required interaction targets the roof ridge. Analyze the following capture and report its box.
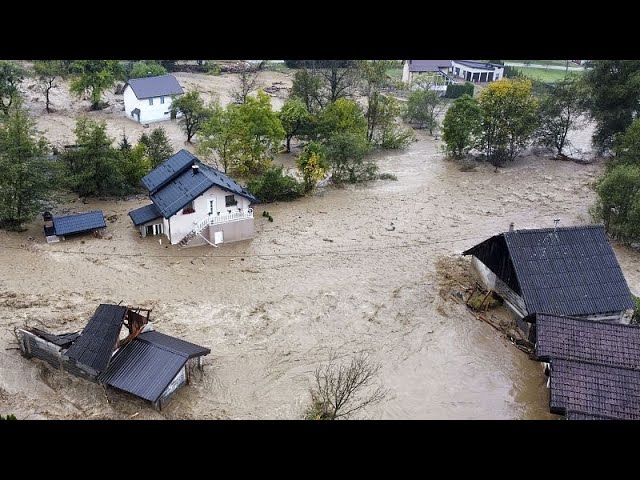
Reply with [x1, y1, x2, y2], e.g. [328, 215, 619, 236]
[505, 224, 605, 234]
[554, 357, 640, 374]
[536, 313, 639, 329]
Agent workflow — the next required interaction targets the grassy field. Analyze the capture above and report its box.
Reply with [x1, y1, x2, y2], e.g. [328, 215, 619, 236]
[517, 67, 583, 83]
[506, 60, 581, 67]
[386, 67, 404, 80]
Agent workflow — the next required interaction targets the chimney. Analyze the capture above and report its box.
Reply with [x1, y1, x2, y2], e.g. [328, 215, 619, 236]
[508, 222, 514, 232]
[192, 164, 199, 175]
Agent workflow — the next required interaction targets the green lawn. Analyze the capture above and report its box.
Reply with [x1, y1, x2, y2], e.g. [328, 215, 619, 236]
[386, 67, 403, 80]
[507, 60, 581, 67]
[517, 67, 583, 83]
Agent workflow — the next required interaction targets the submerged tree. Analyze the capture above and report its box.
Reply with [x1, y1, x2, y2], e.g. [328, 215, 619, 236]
[296, 141, 329, 192]
[128, 60, 167, 79]
[0, 61, 23, 115]
[232, 64, 261, 104]
[139, 127, 174, 168]
[279, 98, 311, 152]
[69, 60, 124, 110]
[404, 82, 447, 135]
[442, 94, 483, 159]
[170, 91, 211, 143]
[197, 101, 243, 173]
[33, 60, 68, 113]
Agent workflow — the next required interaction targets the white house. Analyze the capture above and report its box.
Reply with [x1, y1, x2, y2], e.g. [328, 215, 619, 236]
[401, 60, 453, 91]
[451, 61, 504, 83]
[128, 150, 257, 248]
[123, 75, 184, 124]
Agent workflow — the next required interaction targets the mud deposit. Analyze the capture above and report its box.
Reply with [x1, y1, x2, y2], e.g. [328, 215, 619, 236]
[1, 73, 639, 419]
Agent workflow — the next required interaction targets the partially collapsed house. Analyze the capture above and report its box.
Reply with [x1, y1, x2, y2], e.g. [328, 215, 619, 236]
[17, 304, 210, 410]
[462, 225, 635, 337]
[128, 149, 257, 247]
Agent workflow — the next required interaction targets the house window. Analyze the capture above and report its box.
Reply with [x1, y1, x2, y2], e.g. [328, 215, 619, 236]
[182, 201, 195, 214]
[225, 195, 238, 207]
[149, 98, 154, 106]
[160, 96, 165, 104]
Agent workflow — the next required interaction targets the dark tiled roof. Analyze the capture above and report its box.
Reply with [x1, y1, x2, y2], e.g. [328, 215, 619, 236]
[566, 410, 617, 420]
[549, 359, 640, 420]
[128, 203, 162, 226]
[52, 211, 106, 236]
[408, 60, 451, 72]
[141, 149, 196, 193]
[98, 331, 209, 403]
[125, 75, 184, 100]
[38, 331, 81, 348]
[453, 60, 503, 71]
[65, 304, 127, 373]
[464, 225, 635, 317]
[535, 314, 640, 369]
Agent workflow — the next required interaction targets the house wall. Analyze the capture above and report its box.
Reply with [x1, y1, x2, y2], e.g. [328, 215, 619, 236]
[471, 256, 528, 318]
[402, 62, 410, 83]
[452, 62, 504, 83]
[206, 218, 255, 245]
[156, 365, 187, 410]
[123, 85, 180, 124]
[166, 185, 253, 244]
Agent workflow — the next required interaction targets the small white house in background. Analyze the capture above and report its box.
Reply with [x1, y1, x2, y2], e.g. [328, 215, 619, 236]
[128, 150, 258, 248]
[123, 75, 184, 124]
[402, 60, 453, 91]
[451, 61, 504, 83]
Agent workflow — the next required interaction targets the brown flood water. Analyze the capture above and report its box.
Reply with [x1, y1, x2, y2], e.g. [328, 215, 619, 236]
[1, 124, 639, 420]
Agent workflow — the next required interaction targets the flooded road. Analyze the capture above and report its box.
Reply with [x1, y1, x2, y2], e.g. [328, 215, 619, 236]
[1, 125, 638, 420]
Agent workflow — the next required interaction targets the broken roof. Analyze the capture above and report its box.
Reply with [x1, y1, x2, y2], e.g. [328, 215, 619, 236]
[128, 203, 162, 226]
[125, 75, 184, 100]
[549, 359, 640, 420]
[408, 60, 451, 72]
[463, 225, 635, 317]
[98, 331, 210, 403]
[52, 211, 106, 236]
[65, 304, 127, 373]
[535, 314, 640, 370]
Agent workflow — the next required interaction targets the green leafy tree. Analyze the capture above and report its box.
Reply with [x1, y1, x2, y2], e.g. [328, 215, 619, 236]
[373, 95, 413, 149]
[296, 142, 329, 192]
[33, 60, 68, 113]
[404, 88, 445, 134]
[442, 94, 483, 158]
[139, 127, 174, 168]
[0, 61, 23, 115]
[0, 102, 52, 229]
[60, 117, 125, 196]
[594, 164, 640, 242]
[246, 165, 302, 202]
[325, 131, 374, 184]
[359, 60, 394, 142]
[69, 60, 124, 110]
[582, 60, 640, 153]
[315, 60, 359, 104]
[478, 78, 539, 167]
[117, 142, 151, 189]
[536, 75, 585, 157]
[319, 98, 367, 141]
[197, 101, 243, 173]
[128, 60, 168, 79]
[170, 91, 211, 143]
[290, 69, 323, 112]
[612, 118, 640, 169]
[279, 98, 311, 152]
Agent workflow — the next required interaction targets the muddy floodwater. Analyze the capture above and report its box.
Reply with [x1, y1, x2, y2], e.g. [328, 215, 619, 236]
[1, 125, 639, 420]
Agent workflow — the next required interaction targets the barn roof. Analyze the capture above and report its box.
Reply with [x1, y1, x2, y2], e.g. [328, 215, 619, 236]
[463, 225, 635, 317]
[128, 203, 162, 226]
[125, 75, 184, 100]
[52, 211, 106, 236]
[98, 330, 210, 403]
[535, 314, 640, 370]
[65, 304, 127, 373]
[408, 60, 452, 72]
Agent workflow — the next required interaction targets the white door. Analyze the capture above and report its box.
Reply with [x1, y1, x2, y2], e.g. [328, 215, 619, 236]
[214, 231, 224, 245]
[208, 198, 216, 216]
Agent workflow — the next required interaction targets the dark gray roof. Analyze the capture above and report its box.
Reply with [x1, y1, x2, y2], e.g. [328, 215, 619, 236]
[549, 359, 640, 420]
[463, 225, 635, 317]
[408, 60, 451, 72]
[147, 154, 257, 218]
[38, 331, 81, 348]
[98, 330, 209, 403]
[141, 149, 196, 193]
[535, 314, 640, 370]
[566, 410, 617, 420]
[125, 75, 184, 100]
[453, 60, 503, 71]
[128, 203, 162, 226]
[52, 211, 106, 236]
[65, 304, 127, 373]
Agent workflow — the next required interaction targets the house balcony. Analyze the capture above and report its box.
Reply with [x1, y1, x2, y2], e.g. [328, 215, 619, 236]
[193, 208, 254, 234]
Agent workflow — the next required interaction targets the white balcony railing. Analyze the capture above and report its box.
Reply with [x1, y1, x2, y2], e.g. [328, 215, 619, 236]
[193, 208, 254, 235]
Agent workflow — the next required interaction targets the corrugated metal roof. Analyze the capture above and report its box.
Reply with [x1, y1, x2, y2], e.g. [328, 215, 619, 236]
[535, 314, 640, 370]
[408, 60, 451, 72]
[141, 149, 196, 193]
[38, 331, 81, 348]
[98, 332, 209, 402]
[549, 359, 640, 420]
[128, 203, 162, 226]
[52, 211, 106, 236]
[125, 75, 184, 100]
[463, 225, 635, 317]
[65, 304, 127, 373]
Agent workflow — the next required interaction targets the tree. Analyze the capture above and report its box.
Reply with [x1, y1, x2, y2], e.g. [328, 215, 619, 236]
[0, 61, 23, 115]
[478, 78, 539, 167]
[582, 60, 640, 153]
[139, 127, 174, 168]
[279, 98, 311, 152]
[325, 131, 374, 183]
[290, 69, 322, 112]
[128, 60, 168, 79]
[535, 75, 585, 157]
[304, 352, 389, 420]
[594, 164, 640, 242]
[197, 101, 243, 173]
[296, 142, 329, 192]
[232, 64, 261, 104]
[373, 95, 413, 149]
[315, 60, 359, 104]
[60, 117, 125, 196]
[359, 60, 394, 142]
[69, 60, 124, 110]
[170, 91, 211, 143]
[404, 88, 446, 134]
[319, 97, 368, 141]
[33, 60, 68, 113]
[442, 94, 483, 158]
[246, 165, 302, 202]
[612, 118, 640, 169]
[117, 142, 151, 189]
[0, 102, 52, 229]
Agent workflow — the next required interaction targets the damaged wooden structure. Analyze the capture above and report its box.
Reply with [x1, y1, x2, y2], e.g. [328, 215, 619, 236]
[16, 304, 210, 410]
[43, 210, 107, 243]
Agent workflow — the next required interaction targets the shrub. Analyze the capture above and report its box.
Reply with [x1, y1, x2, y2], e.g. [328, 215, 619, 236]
[247, 166, 302, 203]
[445, 82, 474, 99]
[378, 173, 398, 180]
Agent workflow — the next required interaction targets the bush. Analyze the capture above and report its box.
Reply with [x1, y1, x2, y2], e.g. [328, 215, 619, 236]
[247, 166, 303, 203]
[445, 82, 474, 99]
[378, 173, 398, 180]
[0, 414, 17, 420]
